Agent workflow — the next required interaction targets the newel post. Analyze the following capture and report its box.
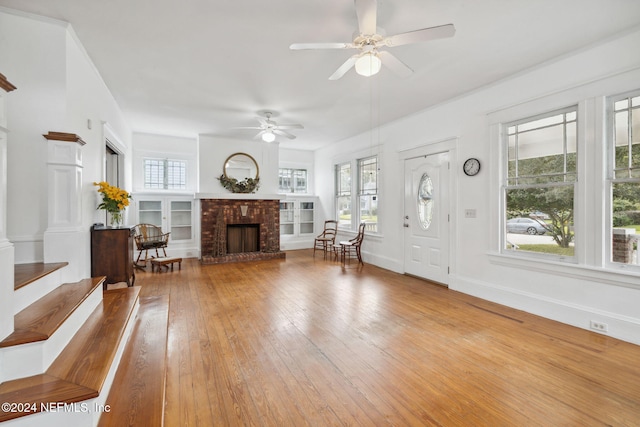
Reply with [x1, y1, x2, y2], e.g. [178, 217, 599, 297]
[42, 131, 87, 282]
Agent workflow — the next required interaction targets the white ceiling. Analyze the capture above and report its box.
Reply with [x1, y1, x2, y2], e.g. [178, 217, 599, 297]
[1, 0, 639, 150]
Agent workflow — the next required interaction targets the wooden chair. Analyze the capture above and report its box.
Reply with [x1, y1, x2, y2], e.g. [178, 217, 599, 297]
[340, 222, 366, 265]
[133, 224, 170, 267]
[313, 220, 338, 259]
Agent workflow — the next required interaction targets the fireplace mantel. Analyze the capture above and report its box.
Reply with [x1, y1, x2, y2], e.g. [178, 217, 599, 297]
[196, 193, 282, 200]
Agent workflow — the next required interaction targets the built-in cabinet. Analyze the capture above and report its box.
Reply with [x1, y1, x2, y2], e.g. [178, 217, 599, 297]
[279, 196, 317, 250]
[134, 194, 197, 257]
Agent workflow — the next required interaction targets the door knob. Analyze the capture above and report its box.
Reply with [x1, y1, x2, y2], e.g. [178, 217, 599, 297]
[404, 215, 409, 220]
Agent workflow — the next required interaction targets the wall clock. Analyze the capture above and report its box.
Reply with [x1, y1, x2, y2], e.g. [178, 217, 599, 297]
[463, 158, 481, 176]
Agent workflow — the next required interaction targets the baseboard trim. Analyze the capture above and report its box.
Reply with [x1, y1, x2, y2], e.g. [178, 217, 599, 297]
[451, 275, 640, 346]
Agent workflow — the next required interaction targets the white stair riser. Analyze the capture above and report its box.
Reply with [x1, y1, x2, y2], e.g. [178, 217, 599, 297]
[1, 286, 102, 382]
[0, 300, 139, 427]
[13, 269, 64, 315]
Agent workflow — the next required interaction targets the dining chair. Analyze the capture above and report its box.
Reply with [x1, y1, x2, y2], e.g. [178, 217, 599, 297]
[313, 220, 338, 259]
[340, 222, 366, 265]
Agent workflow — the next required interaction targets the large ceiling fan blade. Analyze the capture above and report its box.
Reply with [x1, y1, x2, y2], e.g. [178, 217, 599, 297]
[233, 126, 263, 130]
[273, 129, 297, 139]
[277, 124, 304, 130]
[329, 55, 358, 80]
[355, 0, 377, 35]
[378, 51, 413, 78]
[290, 42, 354, 50]
[384, 24, 456, 47]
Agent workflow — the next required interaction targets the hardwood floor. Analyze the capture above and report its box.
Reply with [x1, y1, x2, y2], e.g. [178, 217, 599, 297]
[135, 250, 640, 426]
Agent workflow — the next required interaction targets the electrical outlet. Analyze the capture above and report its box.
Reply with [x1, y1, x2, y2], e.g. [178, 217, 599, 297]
[464, 209, 476, 218]
[590, 320, 608, 333]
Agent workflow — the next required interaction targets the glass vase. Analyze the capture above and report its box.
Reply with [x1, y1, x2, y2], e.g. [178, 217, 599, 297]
[110, 211, 123, 228]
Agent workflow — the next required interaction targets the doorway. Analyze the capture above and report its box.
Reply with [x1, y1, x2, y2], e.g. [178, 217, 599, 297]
[105, 142, 121, 187]
[403, 151, 450, 285]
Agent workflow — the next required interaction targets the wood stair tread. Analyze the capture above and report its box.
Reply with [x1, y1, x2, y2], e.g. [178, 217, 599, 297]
[98, 295, 170, 427]
[0, 277, 106, 348]
[0, 374, 98, 422]
[0, 286, 141, 423]
[47, 286, 141, 391]
[14, 262, 69, 291]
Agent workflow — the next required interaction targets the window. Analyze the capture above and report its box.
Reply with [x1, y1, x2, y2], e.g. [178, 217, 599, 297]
[358, 156, 378, 232]
[503, 107, 577, 258]
[609, 92, 640, 266]
[335, 155, 379, 232]
[279, 168, 308, 193]
[144, 159, 186, 190]
[418, 173, 434, 230]
[335, 162, 351, 228]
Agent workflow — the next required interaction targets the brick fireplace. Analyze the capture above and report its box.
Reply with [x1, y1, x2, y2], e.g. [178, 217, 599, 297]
[200, 198, 285, 264]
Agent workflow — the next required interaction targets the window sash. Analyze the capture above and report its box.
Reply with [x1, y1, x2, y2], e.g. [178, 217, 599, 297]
[507, 107, 577, 186]
[279, 168, 308, 193]
[608, 91, 640, 268]
[144, 159, 186, 190]
[612, 93, 640, 179]
[503, 108, 578, 261]
[358, 156, 378, 196]
[335, 163, 351, 197]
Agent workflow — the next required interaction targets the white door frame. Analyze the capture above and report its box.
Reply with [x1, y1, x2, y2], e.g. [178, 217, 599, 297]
[399, 138, 458, 283]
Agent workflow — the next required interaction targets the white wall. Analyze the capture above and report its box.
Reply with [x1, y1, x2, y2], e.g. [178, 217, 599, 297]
[132, 133, 197, 193]
[315, 28, 640, 345]
[198, 136, 279, 195]
[0, 8, 132, 266]
[0, 11, 67, 262]
[279, 148, 315, 194]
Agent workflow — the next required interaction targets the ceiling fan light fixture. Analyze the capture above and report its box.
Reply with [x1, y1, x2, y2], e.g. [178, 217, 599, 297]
[262, 131, 276, 142]
[355, 52, 382, 77]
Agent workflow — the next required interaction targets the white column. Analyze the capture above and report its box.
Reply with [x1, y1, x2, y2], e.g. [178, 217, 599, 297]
[42, 132, 87, 282]
[0, 73, 17, 341]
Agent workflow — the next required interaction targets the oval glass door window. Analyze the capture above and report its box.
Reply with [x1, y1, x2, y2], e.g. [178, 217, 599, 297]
[417, 173, 434, 230]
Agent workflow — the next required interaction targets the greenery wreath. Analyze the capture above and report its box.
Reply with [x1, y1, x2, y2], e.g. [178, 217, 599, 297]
[218, 174, 260, 193]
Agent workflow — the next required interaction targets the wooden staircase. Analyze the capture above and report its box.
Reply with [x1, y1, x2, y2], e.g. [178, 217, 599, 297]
[0, 263, 169, 426]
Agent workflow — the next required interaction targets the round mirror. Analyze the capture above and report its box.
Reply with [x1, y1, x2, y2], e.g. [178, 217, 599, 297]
[223, 153, 259, 181]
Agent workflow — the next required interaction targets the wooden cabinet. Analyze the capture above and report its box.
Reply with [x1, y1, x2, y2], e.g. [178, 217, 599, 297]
[91, 226, 135, 289]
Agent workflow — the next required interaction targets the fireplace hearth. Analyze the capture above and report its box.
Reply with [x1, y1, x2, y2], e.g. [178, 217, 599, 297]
[200, 198, 285, 264]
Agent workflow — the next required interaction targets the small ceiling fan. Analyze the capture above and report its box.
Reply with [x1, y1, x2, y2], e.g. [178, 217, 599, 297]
[234, 112, 304, 142]
[290, 0, 455, 80]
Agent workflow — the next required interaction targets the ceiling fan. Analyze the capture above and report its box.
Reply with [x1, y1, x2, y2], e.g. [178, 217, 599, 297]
[290, 0, 455, 80]
[235, 112, 304, 142]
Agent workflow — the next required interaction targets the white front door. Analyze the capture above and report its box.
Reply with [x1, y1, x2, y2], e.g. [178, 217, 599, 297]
[404, 152, 450, 285]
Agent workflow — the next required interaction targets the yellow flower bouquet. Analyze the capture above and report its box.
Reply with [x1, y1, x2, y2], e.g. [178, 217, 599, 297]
[94, 181, 132, 227]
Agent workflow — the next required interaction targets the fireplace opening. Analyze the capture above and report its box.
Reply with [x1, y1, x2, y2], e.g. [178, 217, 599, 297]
[227, 224, 259, 254]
